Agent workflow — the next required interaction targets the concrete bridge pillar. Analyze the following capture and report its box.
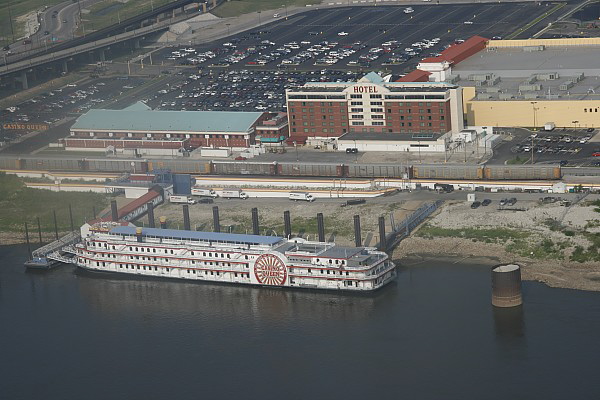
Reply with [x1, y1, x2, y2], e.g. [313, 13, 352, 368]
[212, 0, 216, 9]
[98, 49, 105, 62]
[202, 3, 207, 13]
[134, 39, 140, 49]
[19, 70, 29, 90]
[62, 60, 68, 73]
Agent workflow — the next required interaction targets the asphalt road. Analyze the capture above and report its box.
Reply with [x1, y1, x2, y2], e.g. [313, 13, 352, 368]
[2, 0, 103, 65]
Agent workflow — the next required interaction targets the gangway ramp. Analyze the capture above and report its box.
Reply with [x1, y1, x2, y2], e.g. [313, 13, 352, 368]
[32, 232, 80, 258]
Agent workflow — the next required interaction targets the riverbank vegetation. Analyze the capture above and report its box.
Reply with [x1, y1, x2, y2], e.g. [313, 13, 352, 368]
[0, 173, 109, 234]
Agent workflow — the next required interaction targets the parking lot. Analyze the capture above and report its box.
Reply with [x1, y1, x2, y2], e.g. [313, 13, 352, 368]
[157, 3, 552, 74]
[489, 128, 600, 167]
[0, 2, 581, 157]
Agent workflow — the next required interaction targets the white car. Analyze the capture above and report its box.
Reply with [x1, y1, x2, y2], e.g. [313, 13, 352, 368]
[464, 21, 473, 24]
[273, 13, 280, 18]
[404, 7, 414, 13]
[338, 31, 348, 36]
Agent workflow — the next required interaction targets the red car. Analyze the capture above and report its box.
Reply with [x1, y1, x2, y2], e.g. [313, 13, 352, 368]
[593, 152, 600, 157]
[235, 156, 247, 161]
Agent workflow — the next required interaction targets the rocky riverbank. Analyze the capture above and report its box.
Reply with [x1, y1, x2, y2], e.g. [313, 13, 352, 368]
[394, 198, 600, 292]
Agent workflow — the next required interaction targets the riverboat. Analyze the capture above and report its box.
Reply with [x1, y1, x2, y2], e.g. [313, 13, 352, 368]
[75, 222, 396, 291]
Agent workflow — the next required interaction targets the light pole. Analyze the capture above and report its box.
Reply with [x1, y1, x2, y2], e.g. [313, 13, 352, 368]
[226, 23, 230, 36]
[258, 11, 262, 28]
[572, 120, 579, 129]
[530, 101, 538, 130]
[294, 141, 298, 161]
[282, 4, 288, 19]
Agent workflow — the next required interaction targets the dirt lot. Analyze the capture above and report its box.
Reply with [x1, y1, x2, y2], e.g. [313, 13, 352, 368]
[153, 197, 427, 247]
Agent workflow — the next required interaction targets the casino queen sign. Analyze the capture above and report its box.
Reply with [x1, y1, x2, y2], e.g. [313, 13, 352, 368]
[254, 253, 287, 286]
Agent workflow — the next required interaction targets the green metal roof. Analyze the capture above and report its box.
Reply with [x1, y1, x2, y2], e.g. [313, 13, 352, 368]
[122, 101, 152, 111]
[71, 109, 264, 133]
[358, 72, 385, 83]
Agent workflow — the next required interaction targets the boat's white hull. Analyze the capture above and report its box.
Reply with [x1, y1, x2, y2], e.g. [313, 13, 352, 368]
[76, 262, 396, 292]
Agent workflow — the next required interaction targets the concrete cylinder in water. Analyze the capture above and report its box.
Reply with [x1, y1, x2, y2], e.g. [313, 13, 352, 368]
[491, 264, 523, 308]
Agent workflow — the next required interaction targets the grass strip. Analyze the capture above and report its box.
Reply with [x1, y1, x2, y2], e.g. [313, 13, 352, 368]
[212, 0, 320, 18]
[506, 2, 566, 40]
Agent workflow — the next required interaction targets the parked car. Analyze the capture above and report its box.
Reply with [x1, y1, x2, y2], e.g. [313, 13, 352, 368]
[499, 199, 507, 206]
[470, 201, 481, 209]
[481, 199, 492, 206]
[234, 156, 247, 160]
[196, 198, 214, 204]
[559, 160, 569, 166]
[345, 148, 358, 154]
[507, 198, 517, 206]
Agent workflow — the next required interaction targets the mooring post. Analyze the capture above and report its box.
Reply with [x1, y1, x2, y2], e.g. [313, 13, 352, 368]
[147, 201, 155, 228]
[378, 216, 386, 252]
[110, 200, 118, 222]
[69, 204, 74, 232]
[251, 208, 259, 235]
[24, 222, 31, 258]
[37, 217, 42, 245]
[183, 204, 191, 231]
[283, 211, 291, 238]
[317, 213, 325, 242]
[212, 206, 220, 232]
[53, 210, 58, 240]
[353, 215, 362, 247]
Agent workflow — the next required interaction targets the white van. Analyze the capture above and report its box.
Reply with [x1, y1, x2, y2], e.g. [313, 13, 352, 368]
[289, 192, 315, 202]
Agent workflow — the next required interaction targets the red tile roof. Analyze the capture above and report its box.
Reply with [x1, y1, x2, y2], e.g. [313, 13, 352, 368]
[420, 35, 489, 66]
[396, 69, 432, 82]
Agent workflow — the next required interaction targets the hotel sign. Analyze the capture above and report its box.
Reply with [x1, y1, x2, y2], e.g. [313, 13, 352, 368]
[353, 86, 379, 93]
[2, 123, 49, 131]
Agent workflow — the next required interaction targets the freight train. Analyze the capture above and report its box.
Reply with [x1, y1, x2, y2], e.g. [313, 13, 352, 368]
[0, 156, 562, 181]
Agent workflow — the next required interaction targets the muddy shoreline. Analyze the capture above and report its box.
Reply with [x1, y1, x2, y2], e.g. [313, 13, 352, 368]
[394, 237, 600, 292]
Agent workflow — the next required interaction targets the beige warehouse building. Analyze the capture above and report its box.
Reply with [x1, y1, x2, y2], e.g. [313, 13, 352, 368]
[456, 38, 600, 129]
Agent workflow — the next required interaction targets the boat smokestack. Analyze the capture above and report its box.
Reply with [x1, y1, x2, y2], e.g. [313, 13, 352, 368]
[136, 227, 143, 243]
[159, 216, 167, 229]
[212, 206, 220, 232]
[111, 200, 118, 222]
[354, 215, 362, 247]
[317, 213, 325, 242]
[378, 216, 386, 252]
[147, 201, 155, 228]
[284, 211, 291, 238]
[492, 264, 523, 307]
[183, 204, 191, 231]
[252, 208, 259, 235]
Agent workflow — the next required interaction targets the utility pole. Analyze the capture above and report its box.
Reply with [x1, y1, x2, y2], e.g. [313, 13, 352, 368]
[531, 134, 534, 165]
